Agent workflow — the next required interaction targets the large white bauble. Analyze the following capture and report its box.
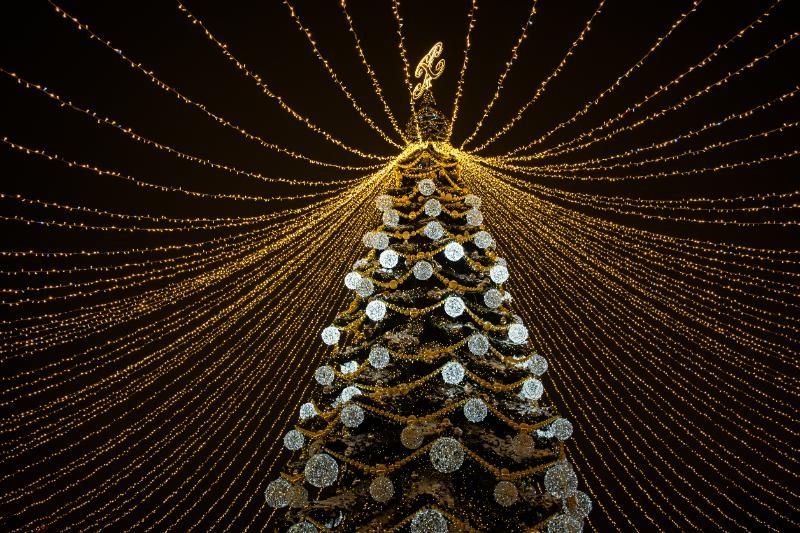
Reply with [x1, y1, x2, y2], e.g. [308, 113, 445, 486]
[320, 326, 340, 345]
[366, 300, 387, 321]
[417, 179, 436, 196]
[508, 323, 529, 344]
[314, 365, 334, 385]
[413, 260, 433, 280]
[443, 241, 464, 261]
[441, 361, 465, 384]
[379, 249, 399, 269]
[490, 264, 509, 284]
[443, 296, 465, 317]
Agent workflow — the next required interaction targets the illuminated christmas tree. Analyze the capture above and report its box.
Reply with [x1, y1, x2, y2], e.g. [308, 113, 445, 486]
[265, 44, 589, 532]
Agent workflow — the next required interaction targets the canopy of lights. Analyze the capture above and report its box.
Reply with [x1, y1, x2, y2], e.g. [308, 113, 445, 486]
[1, 1, 797, 530]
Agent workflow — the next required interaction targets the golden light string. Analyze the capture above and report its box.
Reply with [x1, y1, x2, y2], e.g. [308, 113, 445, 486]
[466, 167, 796, 524]
[390, 0, 417, 135]
[48, 1, 390, 170]
[0, 68, 365, 187]
[175, 2, 396, 158]
[446, 0, 478, 139]
[506, 28, 800, 162]
[339, 0, 407, 142]
[470, 0, 607, 153]
[282, 0, 403, 149]
[458, 0, 539, 149]
[499, 0, 704, 158]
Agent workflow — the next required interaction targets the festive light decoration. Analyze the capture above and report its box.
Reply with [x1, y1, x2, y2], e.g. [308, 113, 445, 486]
[429, 437, 465, 473]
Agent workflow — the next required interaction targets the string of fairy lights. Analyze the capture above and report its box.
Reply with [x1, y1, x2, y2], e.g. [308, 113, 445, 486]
[1, 1, 797, 531]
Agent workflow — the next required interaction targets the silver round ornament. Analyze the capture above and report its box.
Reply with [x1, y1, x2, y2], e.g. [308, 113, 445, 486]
[417, 178, 436, 196]
[464, 194, 481, 208]
[304, 453, 339, 488]
[369, 476, 394, 503]
[379, 249, 399, 269]
[467, 333, 489, 356]
[340, 360, 358, 374]
[344, 271, 361, 290]
[529, 354, 548, 376]
[520, 378, 544, 400]
[508, 323, 529, 344]
[443, 296, 465, 317]
[356, 277, 374, 298]
[340, 403, 364, 428]
[314, 365, 334, 386]
[410, 508, 448, 533]
[550, 418, 573, 441]
[544, 461, 578, 498]
[490, 264, 509, 284]
[465, 209, 483, 226]
[567, 491, 593, 519]
[368, 345, 390, 369]
[430, 437, 464, 473]
[473, 230, 494, 249]
[362, 231, 375, 247]
[443, 241, 464, 261]
[483, 289, 503, 309]
[547, 514, 583, 533]
[299, 402, 317, 420]
[286, 484, 309, 508]
[424, 198, 442, 217]
[264, 477, 290, 508]
[372, 232, 390, 250]
[494, 481, 519, 507]
[424, 221, 445, 240]
[441, 361, 465, 385]
[288, 521, 318, 533]
[400, 425, 424, 449]
[382, 209, 400, 227]
[320, 326, 340, 346]
[376, 194, 393, 211]
[463, 398, 487, 422]
[366, 300, 387, 321]
[339, 385, 362, 403]
[413, 260, 433, 280]
[283, 429, 305, 451]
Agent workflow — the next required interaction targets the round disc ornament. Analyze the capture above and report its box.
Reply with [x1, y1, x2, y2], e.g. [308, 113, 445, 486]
[339, 386, 362, 403]
[430, 437, 464, 473]
[283, 430, 305, 451]
[369, 345, 390, 369]
[418, 178, 436, 196]
[463, 398, 488, 422]
[410, 508, 448, 533]
[424, 221, 445, 240]
[376, 194, 393, 211]
[544, 461, 578, 498]
[508, 323, 529, 344]
[288, 522, 318, 533]
[443, 296, 465, 317]
[550, 418, 574, 441]
[473, 230, 494, 249]
[304, 453, 339, 488]
[464, 194, 481, 208]
[299, 402, 317, 420]
[529, 354, 549, 376]
[443, 241, 464, 261]
[483, 288, 503, 308]
[314, 365, 334, 386]
[490, 264, 509, 284]
[369, 476, 395, 503]
[494, 481, 519, 507]
[356, 278, 374, 298]
[520, 378, 544, 400]
[320, 326, 340, 346]
[546, 514, 583, 533]
[382, 209, 400, 227]
[344, 271, 361, 290]
[424, 198, 442, 217]
[264, 477, 290, 508]
[366, 300, 387, 321]
[413, 260, 433, 280]
[468, 333, 489, 356]
[466, 209, 483, 226]
[372, 232, 390, 250]
[379, 249, 399, 269]
[441, 361, 465, 384]
[401, 425, 424, 449]
[341, 403, 365, 428]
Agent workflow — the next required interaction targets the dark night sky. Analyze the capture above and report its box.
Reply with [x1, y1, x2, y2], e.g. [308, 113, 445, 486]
[1, 1, 798, 530]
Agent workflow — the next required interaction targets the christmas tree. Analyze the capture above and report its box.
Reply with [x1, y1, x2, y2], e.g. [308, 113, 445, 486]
[264, 45, 590, 533]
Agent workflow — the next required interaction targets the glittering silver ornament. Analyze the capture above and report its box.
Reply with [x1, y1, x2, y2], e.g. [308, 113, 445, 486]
[366, 300, 387, 321]
[529, 354, 548, 376]
[362, 231, 375, 247]
[508, 323, 529, 344]
[339, 360, 358, 374]
[320, 326, 340, 346]
[468, 333, 489, 356]
[264, 477, 290, 508]
[430, 437, 464, 473]
[494, 480, 519, 507]
[520, 378, 544, 400]
[410, 508, 448, 533]
[424, 198, 442, 217]
[424, 221, 445, 240]
[376, 194, 393, 211]
[299, 402, 317, 420]
[463, 398, 487, 422]
[489, 264, 509, 284]
[413, 260, 433, 280]
[356, 277, 374, 298]
[369, 476, 394, 503]
[464, 194, 481, 208]
[368, 345, 390, 369]
[473, 230, 494, 249]
[288, 521, 318, 533]
[400, 425, 424, 449]
[544, 461, 578, 498]
[441, 361, 465, 384]
[283, 429, 305, 451]
[344, 271, 361, 290]
[379, 249, 399, 269]
[418, 179, 436, 196]
[314, 365, 334, 386]
[383, 209, 400, 227]
[340, 403, 364, 428]
[339, 386, 362, 403]
[372, 232, 390, 250]
[443, 296, 465, 317]
[483, 289, 503, 309]
[465, 209, 483, 226]
[567, 491, 593, 519]
[304, 453, 339, 488]
[547, 514, 583, 533]
[550, 418, 573, 441]
[286, 484, 309, 508]
[443, 241, 464, 261]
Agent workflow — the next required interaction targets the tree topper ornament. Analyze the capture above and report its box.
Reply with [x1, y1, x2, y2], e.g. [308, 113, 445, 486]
[412, 42, 445, 99]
